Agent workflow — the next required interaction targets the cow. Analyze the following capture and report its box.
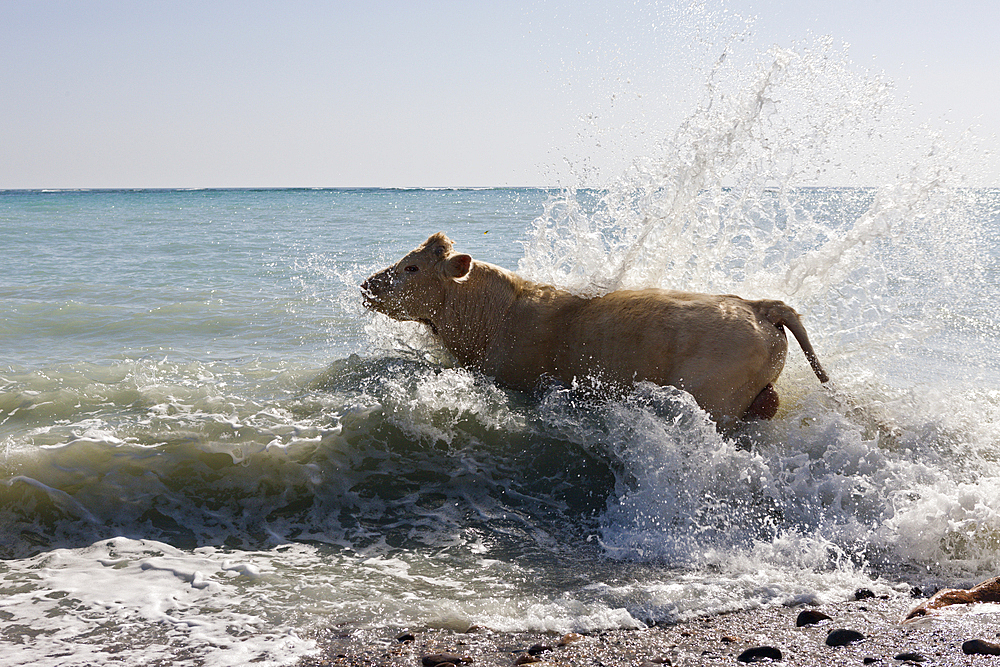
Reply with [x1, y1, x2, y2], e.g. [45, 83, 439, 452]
[361, 232, 829, 424]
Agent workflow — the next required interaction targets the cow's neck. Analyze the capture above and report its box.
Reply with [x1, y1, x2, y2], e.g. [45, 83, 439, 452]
[431, 262, 521, 371]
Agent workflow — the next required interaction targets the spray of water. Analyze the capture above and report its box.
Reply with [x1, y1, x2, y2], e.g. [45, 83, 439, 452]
[517, 14, 1000, 584]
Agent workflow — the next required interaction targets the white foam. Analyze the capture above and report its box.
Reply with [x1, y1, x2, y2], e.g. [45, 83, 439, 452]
[0, 538, 317, 667]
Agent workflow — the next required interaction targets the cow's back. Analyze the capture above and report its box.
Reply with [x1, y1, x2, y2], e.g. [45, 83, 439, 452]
[550, 290, 789, 420]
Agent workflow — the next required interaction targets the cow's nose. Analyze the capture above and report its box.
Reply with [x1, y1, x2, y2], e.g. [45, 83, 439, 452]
[361, 270, 390, 296]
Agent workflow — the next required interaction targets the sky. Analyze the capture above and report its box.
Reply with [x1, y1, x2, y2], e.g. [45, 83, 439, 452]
[2, 0, 998, 189]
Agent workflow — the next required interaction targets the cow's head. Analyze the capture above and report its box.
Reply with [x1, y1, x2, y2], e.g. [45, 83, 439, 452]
[361, 232, 472, 323]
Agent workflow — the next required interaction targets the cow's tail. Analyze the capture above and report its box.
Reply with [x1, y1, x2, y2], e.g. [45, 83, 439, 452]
[761, 301, 829, 384]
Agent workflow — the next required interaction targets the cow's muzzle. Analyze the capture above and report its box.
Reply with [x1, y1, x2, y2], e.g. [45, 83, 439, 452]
[361, 270, 393, 310]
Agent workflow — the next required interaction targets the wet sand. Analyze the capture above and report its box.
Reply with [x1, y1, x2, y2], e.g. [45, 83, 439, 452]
[299, 595, 1000, 666]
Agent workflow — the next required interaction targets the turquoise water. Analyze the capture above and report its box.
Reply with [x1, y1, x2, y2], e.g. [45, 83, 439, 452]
[2, 185, 998, 667]
[1, 188, 544, 367]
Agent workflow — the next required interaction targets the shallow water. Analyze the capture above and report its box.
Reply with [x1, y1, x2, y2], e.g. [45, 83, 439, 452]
[2, 182, 997, 666]
[3, 26, 1000, 667]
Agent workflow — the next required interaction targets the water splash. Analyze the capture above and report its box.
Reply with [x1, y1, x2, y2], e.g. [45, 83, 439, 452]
[517, 16, 1000, 585]
[520, 34, 984, 318]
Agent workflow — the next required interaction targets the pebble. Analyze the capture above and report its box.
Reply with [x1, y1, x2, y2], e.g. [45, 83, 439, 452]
[825, 628, 865, 647]
[963, 639, 1000, 656]
[854, 588, 876, 601]
[421, 653, 471, 667]
[894, 652, 927, 662]
[558, 632, 584, 646]
[513, 655, 540, 665]
[526, 644, 553, 656]
[795, 609, 832, 627]
[396, 632, 415, 643]
[737, 645, 783, 662]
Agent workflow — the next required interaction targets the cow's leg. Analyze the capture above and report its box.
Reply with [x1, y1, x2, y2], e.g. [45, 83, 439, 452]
[745, 383, 779, 420]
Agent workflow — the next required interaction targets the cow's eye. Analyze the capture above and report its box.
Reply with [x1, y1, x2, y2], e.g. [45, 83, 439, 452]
[404, 265, 419, 273]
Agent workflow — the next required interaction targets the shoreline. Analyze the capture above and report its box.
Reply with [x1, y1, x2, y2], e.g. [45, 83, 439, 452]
[299, 596, 1000, 666]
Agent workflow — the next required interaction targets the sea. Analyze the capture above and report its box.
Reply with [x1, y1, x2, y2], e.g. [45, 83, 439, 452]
[3, 35, 1000, 667]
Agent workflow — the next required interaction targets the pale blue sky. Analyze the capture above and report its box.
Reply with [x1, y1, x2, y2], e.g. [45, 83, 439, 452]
[2, 0, 997, 188]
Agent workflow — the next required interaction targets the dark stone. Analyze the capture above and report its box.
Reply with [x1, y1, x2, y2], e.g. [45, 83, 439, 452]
[526, 644, 553, 656]
[825, 628, 865, 647]
[737, 646, 783, 662]
[894, 652, 926, 662]
[862, 658, 879, 665]
[513, 656, 540, 665]
[909, 587, 923, 598]
[421, 654, 470, 667]
[963, 639, 1000, 656]
[854, 588, 876, 601]
[795, 609, 832, 627]
[396, 632, 415, 643]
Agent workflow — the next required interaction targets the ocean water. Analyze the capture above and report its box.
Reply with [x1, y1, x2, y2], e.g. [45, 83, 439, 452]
[4, 40, 1000, 667]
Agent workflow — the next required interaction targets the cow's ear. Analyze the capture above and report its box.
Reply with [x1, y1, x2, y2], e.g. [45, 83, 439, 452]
[445, 254, 472, 279]
[424, 232, 453, 258]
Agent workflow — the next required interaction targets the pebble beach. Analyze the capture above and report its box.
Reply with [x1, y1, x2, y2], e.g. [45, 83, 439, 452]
[299, 595, 1000, 667]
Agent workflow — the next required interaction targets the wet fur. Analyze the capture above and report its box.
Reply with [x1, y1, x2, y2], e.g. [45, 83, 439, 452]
[362, 233, 829, 424]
